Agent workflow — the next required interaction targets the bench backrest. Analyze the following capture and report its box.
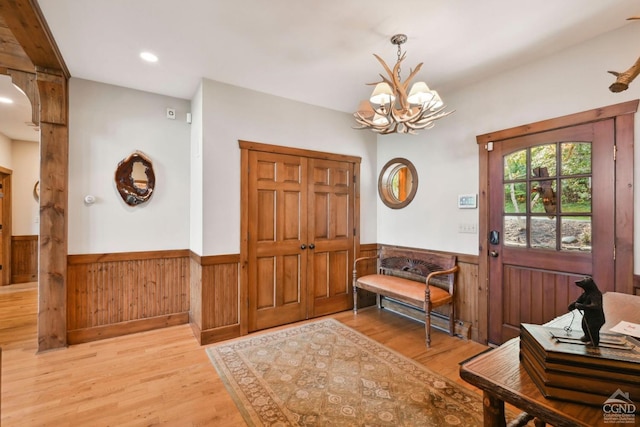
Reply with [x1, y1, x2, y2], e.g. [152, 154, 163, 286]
[377, 246, 457, 292]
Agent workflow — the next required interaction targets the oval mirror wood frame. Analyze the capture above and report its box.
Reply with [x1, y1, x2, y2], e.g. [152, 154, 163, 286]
[378, 157, 418, 209]
[115, 151, 156, 206]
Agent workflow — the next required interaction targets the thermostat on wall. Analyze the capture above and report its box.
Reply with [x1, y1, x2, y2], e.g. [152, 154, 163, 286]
[458, 194, 477, 209]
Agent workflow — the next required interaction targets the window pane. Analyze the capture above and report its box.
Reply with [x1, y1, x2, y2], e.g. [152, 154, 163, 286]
[504, 183, 527, 213]
[530, 180, 557, 215]
[561, 142, 591, 175]
[504, 216, 526, 247]
[561, 178, 591, 213]
[531, 217, 556, 249]
[531, 144, 556, 177]
[504, 149, 527, 180]
[561, 217, 591, 252]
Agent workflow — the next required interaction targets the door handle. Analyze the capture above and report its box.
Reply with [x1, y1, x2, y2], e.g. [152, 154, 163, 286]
[300, 244, 307, 250]
[490, 251, 499, 257]
[309, 243, 315, 249]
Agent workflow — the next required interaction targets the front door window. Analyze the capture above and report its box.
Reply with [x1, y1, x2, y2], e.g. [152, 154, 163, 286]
[503, 142, 592, 253]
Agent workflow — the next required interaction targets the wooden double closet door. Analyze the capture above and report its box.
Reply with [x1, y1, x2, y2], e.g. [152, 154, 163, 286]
[240, 142, 360, 332]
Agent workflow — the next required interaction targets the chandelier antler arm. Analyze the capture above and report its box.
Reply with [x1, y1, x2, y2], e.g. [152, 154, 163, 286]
[353, 112, 393, 133]
[373, 53, 412, 111]
[401, 63, 424, 93]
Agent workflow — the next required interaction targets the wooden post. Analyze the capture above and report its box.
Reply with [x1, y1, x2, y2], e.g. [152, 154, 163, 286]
[37, 69, 68, 352]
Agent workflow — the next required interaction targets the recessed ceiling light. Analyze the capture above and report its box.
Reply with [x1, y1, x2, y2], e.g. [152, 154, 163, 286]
[140, 51, 158, 63]
[0, 97, 13, 104]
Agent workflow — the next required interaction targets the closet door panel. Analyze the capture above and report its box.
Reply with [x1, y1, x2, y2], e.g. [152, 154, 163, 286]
[307, 159, 354, 317]
[248, 152, 307, 331]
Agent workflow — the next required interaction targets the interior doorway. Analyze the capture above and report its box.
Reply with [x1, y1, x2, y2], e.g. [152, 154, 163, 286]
[0, 74, 40, 286]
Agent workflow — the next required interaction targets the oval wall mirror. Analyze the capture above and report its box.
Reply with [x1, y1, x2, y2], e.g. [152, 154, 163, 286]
[378, 157, 418, 209]
[115, 151, 156, 206]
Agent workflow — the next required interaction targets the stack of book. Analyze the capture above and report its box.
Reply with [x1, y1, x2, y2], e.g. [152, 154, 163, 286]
[519, 323, 640, 406]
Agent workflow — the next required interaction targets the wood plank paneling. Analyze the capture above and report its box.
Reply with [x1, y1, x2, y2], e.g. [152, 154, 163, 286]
[190, 252, 241, 345]
[67, 250, 190, 344]
[456, 259, 480, 342]
[500, 265, 583, 340]
[10, 235, 37, 284]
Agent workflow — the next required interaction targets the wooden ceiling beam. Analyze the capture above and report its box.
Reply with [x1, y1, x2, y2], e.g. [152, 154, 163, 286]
[0, 18, 34, 72]
[0, 0, 68, 76]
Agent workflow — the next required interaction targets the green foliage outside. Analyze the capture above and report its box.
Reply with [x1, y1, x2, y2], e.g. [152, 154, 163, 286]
[503, 142, 591, 215]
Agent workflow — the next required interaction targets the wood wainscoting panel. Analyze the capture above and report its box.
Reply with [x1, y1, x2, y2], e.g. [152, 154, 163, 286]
[455, 256, 480, 342]
[11, 235, 38, 284]
[190, 253, 241, 345]
[67, 250, 190, 344]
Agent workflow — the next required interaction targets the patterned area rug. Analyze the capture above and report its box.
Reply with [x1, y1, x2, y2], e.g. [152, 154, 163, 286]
[206, 318, 504, 426]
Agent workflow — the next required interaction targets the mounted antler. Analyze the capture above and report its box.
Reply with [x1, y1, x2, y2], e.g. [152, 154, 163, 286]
[608, 16, 640, 92]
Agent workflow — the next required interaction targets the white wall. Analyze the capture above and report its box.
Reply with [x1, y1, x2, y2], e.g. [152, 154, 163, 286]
[11, 139, 39, 235]
[68, 78, 191, 254]
[376, 23, 640, 271]
[189, 82, 204, 255]
[197, 79, 377, 256]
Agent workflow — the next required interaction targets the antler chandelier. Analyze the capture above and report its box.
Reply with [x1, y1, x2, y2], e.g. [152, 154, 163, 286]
[354, 34, 453, 135]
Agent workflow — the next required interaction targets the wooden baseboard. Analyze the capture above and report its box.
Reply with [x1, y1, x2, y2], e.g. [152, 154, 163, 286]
[189, 315, 241, 345]
[10, 273, 37, 283]
[67, 312, 189, 345]
[199, 325, 241, 345]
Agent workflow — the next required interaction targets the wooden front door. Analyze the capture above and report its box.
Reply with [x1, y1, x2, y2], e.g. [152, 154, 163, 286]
[487, 120, 616, 344]
[243, 142, 358, 332]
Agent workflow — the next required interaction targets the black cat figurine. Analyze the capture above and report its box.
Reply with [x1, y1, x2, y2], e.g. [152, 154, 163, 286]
[568, 277, 606, 346]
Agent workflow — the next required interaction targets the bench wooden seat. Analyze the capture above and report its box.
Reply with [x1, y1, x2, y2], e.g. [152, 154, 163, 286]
[353, 246, 458, 347]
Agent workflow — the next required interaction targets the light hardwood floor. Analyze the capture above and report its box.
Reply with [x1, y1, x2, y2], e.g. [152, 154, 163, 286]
[1, 283, 493, 426]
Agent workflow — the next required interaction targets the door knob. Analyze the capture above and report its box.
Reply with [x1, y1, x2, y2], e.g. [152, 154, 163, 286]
[309, 243, 315, 249]
[490, 251, 499, 257]
[301, 244, 307, 250]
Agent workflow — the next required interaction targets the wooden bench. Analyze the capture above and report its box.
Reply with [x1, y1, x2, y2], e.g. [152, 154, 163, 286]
[352, 246, 458, 347]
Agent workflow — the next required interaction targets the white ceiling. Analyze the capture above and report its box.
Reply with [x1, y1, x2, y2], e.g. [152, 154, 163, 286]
[2, 1, 639, 142]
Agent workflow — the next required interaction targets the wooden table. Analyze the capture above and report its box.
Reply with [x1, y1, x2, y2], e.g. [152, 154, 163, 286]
[460, 292, 640, 427]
